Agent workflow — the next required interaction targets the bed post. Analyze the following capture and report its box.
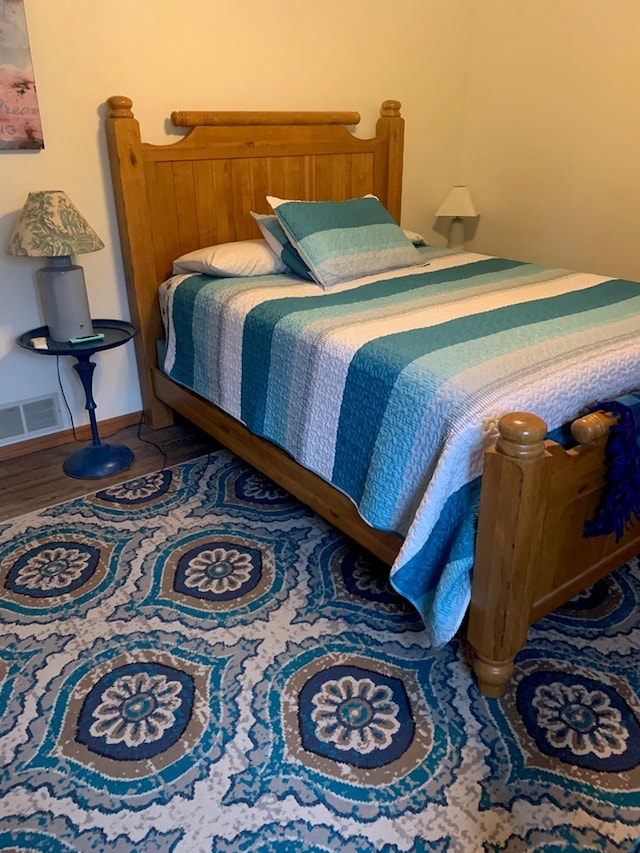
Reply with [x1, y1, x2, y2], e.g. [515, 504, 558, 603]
[467, 412, 550, 698]
[376, 100, 404, 224]
[105, 95, 174, 429]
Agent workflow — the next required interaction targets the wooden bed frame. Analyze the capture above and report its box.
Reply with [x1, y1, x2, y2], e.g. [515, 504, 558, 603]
[105, 95, 640, 698]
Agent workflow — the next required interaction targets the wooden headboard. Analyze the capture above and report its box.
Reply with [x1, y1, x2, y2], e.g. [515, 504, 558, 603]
[105, 95, 405, 427]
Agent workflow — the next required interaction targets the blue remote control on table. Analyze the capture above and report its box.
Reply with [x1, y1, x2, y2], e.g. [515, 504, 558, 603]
[69, 332, 105, 344]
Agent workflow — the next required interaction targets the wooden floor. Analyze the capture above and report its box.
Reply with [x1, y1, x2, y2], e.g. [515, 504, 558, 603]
[0, 417, 219, 522]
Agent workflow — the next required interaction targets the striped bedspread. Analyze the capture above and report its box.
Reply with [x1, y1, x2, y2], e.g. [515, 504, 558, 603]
[160, 246, 640, 644]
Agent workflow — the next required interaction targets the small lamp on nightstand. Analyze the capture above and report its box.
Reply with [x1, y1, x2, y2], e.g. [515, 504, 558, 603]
[435, 185, 478, 249]
[8, 190, 104, 343]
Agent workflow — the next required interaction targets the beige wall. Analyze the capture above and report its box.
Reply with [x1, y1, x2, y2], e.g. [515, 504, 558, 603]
[462, 0, 640, 281]
[0, 0, 470, 437]
[3, 0, 639, 447]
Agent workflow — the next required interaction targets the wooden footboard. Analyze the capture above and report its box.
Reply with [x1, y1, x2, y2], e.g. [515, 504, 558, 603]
[468, 411, 640, 698]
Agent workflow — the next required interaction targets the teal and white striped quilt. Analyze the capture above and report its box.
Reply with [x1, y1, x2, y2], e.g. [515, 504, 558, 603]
[160, 246, 640, 645]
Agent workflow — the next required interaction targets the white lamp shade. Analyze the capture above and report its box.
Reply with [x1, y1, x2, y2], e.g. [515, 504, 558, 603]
[435, 186, 478, 219]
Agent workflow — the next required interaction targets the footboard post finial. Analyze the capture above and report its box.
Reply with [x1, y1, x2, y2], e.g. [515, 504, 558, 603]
[468, 412, 549, 698]
[495, 412, 548, 461]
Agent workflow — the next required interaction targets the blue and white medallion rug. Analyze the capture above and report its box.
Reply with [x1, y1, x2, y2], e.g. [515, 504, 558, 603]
[0, 451, 639, 852]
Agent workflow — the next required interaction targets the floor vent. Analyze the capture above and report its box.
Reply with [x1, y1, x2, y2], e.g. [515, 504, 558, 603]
[0, 394, 63, 446]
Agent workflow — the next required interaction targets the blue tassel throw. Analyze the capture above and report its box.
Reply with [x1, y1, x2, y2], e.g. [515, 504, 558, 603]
[584, 391, 640, 541]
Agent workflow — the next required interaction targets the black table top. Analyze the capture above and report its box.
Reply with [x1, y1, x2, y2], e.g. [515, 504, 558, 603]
[18, 319, 137, 357]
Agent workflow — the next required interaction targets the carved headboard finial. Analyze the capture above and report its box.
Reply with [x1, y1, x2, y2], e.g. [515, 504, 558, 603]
[107, 96, 134, 119]
[380, 100, 402, 118]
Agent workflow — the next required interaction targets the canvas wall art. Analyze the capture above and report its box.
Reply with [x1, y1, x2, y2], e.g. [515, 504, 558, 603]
[0, 0, 43, 150]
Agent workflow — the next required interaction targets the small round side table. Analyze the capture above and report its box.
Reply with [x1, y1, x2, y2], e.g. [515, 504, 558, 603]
[18, 319, 138, 479]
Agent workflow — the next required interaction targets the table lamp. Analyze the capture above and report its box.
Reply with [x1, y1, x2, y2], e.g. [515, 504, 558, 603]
[435, 185, 478, 249]
[8, 190, 105, 342]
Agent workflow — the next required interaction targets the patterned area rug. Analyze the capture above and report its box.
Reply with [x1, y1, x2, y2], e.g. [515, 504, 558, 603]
[0, 451, 639, 852]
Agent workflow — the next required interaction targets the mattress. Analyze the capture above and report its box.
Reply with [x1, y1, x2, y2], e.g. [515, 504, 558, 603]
[159, 245, 640, 644]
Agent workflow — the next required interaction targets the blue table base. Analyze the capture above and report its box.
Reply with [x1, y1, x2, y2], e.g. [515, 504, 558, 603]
[63, 442, 135, 479]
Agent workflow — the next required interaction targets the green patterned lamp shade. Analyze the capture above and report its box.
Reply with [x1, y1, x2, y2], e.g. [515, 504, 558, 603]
[8, 190, 104, 257]
[8, 191, 105, 343]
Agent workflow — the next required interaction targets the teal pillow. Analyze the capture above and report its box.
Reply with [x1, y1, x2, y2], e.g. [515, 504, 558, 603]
[251, 212, 314, 281]
[267, 195, 423, 289]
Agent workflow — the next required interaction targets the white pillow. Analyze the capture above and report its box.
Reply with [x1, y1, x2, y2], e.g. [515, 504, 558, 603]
[402, 228, 427, 246]
[251, 212, 314, 280]
[172, 239, 288, 277]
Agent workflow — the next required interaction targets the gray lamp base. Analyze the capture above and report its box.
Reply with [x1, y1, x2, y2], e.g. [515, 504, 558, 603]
[448, 217, 466, 250]
[38, 261, 93, 342]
